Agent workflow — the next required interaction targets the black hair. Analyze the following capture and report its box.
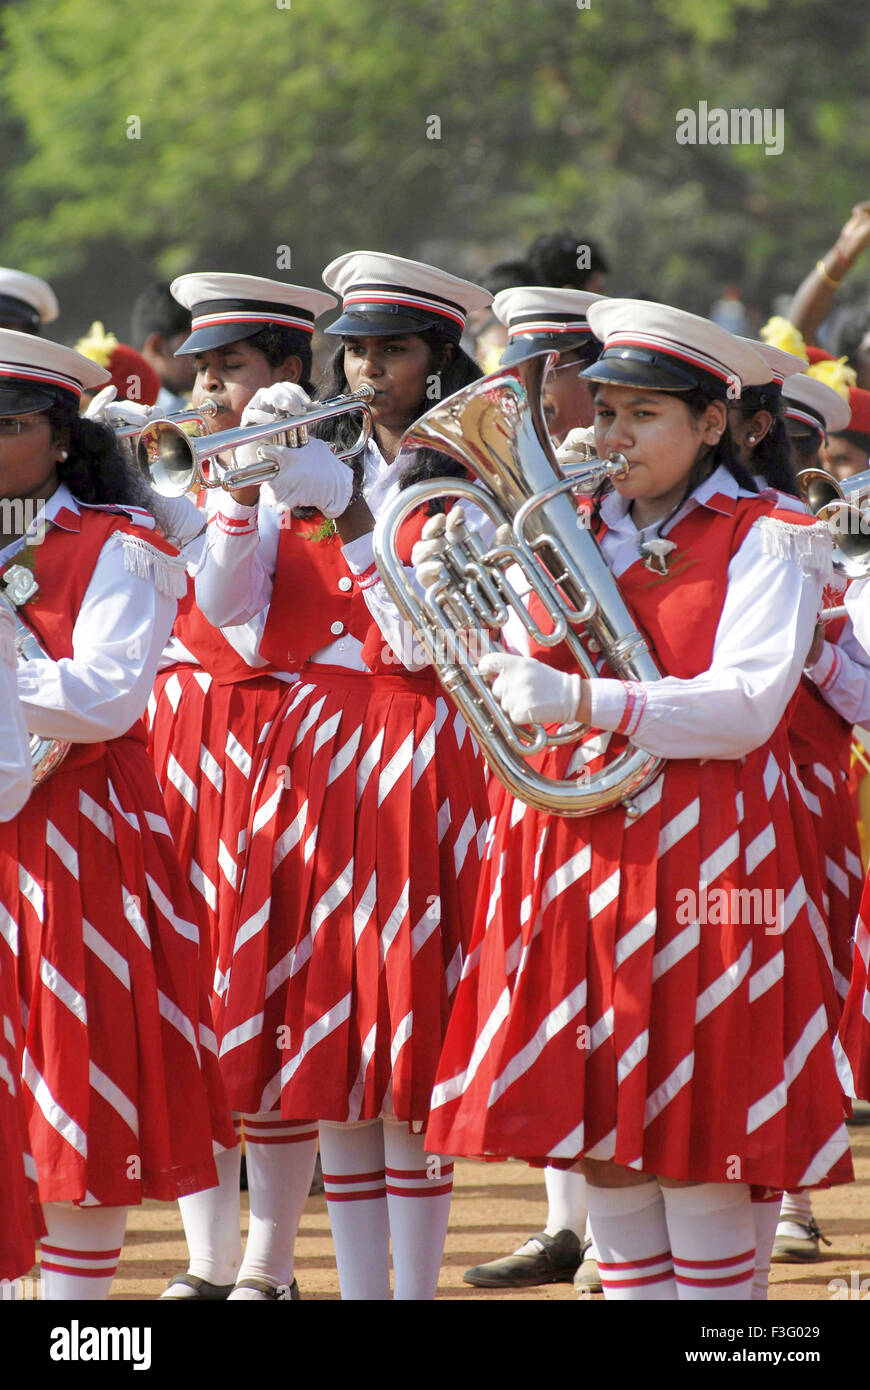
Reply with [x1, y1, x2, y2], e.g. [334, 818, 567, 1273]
[46, 397, 173, 535]
[130, 283, 190, 351]
[245, 324, 313, 393]
[735, 385, 798, 496]
[525, 230, 609, 290]
[787, 430, 823, 466]
[833, 304, 870, 371]
[312, 329, 482, 496]
[479, 258, 538, 296]
[588, 384, 758, 529]
[834, 428, 870, 454]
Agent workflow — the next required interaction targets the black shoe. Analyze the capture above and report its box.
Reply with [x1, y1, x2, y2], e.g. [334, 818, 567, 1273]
[463, 1230, 582, 1288]
[160, 1273, 235, 1300]
[230, 1277, 300, 1300]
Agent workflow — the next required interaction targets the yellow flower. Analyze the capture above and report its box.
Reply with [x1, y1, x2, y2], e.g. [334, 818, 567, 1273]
[759, 316, 808, 362]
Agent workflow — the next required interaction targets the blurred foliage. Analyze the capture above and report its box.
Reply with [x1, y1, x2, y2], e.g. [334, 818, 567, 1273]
[0, 0, 869, 335]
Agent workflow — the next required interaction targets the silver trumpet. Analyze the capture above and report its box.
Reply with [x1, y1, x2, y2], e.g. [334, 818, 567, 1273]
[372, 351, 663, 817]
[796, 466, 870, 575]
[112, 399, 220, 441]
[136, 385, 375, 498]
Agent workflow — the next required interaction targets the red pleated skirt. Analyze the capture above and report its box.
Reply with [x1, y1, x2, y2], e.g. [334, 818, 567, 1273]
[147, 664, 289, 986]
[214, 664, 490, 1124]
[425, 725, 853, 1191]
[0, 736, 237, 1206]
[0, 940, 42, 1279]
[792, 755, 863, 1008]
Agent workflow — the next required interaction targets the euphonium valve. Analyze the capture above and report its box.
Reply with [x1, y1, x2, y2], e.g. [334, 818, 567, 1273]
[372, 351, 663, 816]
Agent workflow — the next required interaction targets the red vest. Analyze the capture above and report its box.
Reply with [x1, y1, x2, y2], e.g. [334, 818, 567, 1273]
[259, 507, 433, 675]
[529, 493, 824, 683]
[2, 504, 178, 764]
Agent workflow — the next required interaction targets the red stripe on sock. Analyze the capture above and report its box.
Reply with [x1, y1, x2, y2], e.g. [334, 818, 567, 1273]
[384, 1165, 454, 1179]
[385, 1182, 453, 1198]
[599, 1269, 674, 1289]
[324, 1188, 387, 1203]
[40, 1244, 122, 1260]
[676, 1271, 754, 1288]
[321, 1169, 385, 1184]
[40, 1261, 118, 1278]
[673, 1248, 755, 1270]
[596, 1251, 672, 1271]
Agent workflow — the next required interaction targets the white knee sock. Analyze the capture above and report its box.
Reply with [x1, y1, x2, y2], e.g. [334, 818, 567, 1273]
[751, 1195, 782, 1300]
[40, 1204, 128, 1301]
[383, 1119, 453, 1301]
[586, 1180, 676, 1300]
[320, 1119, 390, 1301]
[777, 1189, 813, 1239]
[229, 1115, 318, 1299]
[662, 1183, 755, 1300]
[543, 1166, 587, 1239]
[168, 1139, 243, 1294]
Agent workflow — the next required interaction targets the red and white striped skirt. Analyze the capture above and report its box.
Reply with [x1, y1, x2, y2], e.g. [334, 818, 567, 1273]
[0, 941, 42, 1279]
[214, 664, 490, 1124]
[424, 727, 853, 1191]
[792, 756, 863, 1009]
[0, 735, 237, 1207]
[147, 664, 288, 980]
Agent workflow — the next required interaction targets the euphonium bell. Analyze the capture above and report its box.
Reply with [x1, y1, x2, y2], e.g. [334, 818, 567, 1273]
[371, 351, 663, 817]
[796, 466, 870, 575]
[135, 386, 375, 498]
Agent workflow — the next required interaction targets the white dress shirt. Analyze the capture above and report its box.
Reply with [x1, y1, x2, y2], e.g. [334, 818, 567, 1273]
[0, 606, 33, 819]
[585, 467, 829, 760]
[196, 437, 485, 673]
[2, 485, 181, 743]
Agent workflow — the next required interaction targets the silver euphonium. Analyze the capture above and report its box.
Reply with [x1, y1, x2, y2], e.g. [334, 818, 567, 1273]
[796, 466, 870, 575]
[0, 589, 70, 785]
[135, 386, 375, 498]
[371, 351, 663, 816]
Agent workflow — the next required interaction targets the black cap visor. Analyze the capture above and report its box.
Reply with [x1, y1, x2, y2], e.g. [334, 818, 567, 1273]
[0, 383, 68, 415]
[501, 332, 599, 369]
[0, 294, 40, 334]
[325, 306, 461, 340]
[582, 346, 728, 397]
[175, 321, 280, 356]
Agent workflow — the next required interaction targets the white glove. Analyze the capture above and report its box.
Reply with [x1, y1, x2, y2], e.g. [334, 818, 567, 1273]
[241, 382, 312, 424]
[85, 384, 156, 429]
[477, 652, 582, 725]
[254, 438, 354, 517]
[555, 426, 597, 469]
[233, 384, 315, 476]
[154, 493, 206, 552]
[411, 507, 468, 589]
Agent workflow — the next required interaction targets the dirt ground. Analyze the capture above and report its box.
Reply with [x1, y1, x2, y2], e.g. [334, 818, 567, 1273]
[40, 1117, 869, 1302]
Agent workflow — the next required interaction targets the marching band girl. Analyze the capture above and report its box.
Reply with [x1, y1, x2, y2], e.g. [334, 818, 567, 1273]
[195, 253, 492, 1299]
[0, 330, 236, 1299]
[417, 302, 855, 1301]
[0, 601, 37, 1288]
[459, 285, 606, 1293]
[145, 274, 338, 1302]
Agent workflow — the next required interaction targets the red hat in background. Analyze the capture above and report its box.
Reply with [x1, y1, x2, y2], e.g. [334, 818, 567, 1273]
[842, 385, 870, 439]
[806, 344, 835, 365]
[74, 321, 160, 405]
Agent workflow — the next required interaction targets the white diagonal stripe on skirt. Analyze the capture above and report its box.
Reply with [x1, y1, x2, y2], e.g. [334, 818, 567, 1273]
[430, 989, 511, 1109]
[89, 1060, 139, 1137]
[487, 981, 587, 1107]
[23, 1047, 86, 1156]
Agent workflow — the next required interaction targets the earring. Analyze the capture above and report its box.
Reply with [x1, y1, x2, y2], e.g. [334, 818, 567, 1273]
[59, 450, 69, 460]
[747, 434, 757, 444]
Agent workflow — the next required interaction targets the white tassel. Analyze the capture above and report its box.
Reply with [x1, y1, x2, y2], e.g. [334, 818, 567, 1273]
[118, 533, 188, 598]
[758, 517, 833, 577]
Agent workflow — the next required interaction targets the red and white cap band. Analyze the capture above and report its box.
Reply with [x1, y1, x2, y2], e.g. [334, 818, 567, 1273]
[0, 361, 83, 397]
[341, 286, 467, 332]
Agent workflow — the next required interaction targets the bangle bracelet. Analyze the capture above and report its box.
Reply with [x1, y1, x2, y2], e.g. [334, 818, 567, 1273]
[816, 258, 842, 289]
